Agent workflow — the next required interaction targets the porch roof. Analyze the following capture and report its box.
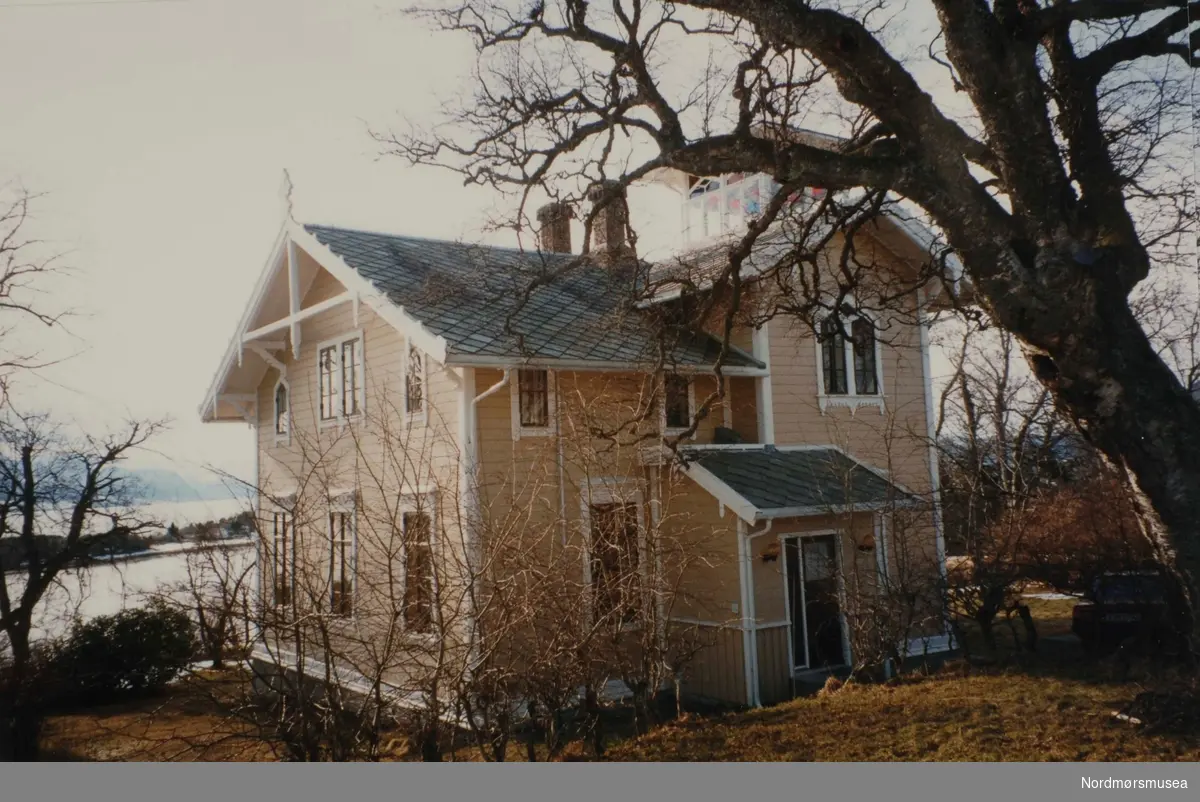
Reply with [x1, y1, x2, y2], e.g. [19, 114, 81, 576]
[679, 445, 912, 523]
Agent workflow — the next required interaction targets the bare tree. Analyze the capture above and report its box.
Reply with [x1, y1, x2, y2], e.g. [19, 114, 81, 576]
[0, 412, 163, 760]
[0, 184, 69, 401]
[193, 372, 726, 761]
[388, 0, 1200, 643]
[151, 542, 256, 670]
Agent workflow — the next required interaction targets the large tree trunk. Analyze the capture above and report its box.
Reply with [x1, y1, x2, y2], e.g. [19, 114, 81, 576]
[992, 248, 1200, 650]
[0, 625, 41, 761]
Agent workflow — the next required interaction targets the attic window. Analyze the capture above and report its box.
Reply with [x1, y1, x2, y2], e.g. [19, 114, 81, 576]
[273, 380, 290, 440]
[405, 344, 425, 419]
[318, 333, 364, 424]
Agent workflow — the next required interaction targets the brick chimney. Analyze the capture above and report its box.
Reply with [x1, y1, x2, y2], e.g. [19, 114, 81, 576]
[536, 201, 573, 254]
[585, 181, 633, 261]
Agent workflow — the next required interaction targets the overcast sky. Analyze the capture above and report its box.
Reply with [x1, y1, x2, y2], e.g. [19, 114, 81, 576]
[1, 0, 958, 489]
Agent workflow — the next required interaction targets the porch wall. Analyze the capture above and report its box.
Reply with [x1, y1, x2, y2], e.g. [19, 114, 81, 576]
[755, 623, 792, 705]
[681, 624, 748, 707]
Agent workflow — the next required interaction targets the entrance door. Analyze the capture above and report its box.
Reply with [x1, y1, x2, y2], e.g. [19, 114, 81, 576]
[785, 534, 845, 669]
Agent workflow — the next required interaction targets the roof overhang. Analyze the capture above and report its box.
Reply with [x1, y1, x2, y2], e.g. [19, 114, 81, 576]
[676, 444, 916, 525]
[198, 218, 452, 424]
[444, 352, 766, 376]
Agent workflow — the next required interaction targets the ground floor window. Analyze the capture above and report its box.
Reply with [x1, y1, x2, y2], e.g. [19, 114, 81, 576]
[329, 509, 355, 617]
[271, 511, 291, 608]
[589, 501, 641, 625]
[402, 511, 434, 633]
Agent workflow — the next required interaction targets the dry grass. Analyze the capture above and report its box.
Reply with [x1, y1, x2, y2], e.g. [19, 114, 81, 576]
[39, 595, 1200, 762]
[607, 665, 1200, 761]
[40, 672, 277, 762]
[608, 591, 1198, 762]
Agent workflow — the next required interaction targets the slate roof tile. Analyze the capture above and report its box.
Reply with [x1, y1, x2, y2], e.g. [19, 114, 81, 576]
[305, 224, 762, 370]
[682, 446, 905, 512]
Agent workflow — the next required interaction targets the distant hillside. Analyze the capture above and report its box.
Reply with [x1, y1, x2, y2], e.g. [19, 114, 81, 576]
[121, 468, 250, 503]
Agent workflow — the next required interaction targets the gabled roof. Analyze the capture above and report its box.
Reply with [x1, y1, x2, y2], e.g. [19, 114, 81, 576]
[679, 444, 913, 523]
[199, 218, 767, 423]
[305, 224, 763, 370]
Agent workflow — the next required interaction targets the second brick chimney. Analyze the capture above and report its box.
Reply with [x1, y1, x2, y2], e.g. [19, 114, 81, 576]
[536, 201, 573, 254]
[585, 181, 633, 261]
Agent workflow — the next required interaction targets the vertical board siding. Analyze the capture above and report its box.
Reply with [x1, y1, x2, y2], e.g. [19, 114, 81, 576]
[755, 625, 793, 706]
[681, 625, 747, 707]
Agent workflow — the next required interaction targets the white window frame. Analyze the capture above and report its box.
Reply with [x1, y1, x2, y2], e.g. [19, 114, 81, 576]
[272, 378, 291, 445]
[511, 368, 557, 440]
[660, 372, 697, 437]
[327, 490, 357, 619]
[316, 330, 365, 428]
[814, 310, 884, 415]
[402, 340, 427, 425]
[580, 478, 647, 631]
[398, 490, 439, 637]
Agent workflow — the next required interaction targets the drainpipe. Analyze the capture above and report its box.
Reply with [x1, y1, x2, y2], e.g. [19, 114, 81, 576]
[460, 369, 511, 673]
[736, 520, 755, 707]
[742, 519, 773, 707]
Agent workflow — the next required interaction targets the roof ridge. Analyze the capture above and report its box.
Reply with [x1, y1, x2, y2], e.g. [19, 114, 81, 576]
[303, 222, 578, 258]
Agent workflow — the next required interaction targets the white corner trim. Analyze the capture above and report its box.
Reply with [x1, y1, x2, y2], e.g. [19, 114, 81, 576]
[752, 322, 774, 444]
[918, 308, 949, 582]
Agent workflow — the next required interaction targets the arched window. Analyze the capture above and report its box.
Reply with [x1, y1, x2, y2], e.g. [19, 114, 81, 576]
[819, 317, 848, 395]
[274, 381, 289, 438]
[851, 318, 878, 395]
[817, 312, 881, 399]
[405, 345, 425, 418]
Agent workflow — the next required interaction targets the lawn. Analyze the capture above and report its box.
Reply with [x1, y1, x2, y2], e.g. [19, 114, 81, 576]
[38, 592, 1200, 762]
[607, 665, 1200, 761]
[39, 673, 278, 762]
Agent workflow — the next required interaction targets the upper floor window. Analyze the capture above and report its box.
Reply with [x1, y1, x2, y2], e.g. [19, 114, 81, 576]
[405, 344, 425, 419]
[852, 318, 878, 395]
[519, 369, 548, 426]
[663, 373, 693, 432]
[273, 380, 290, 440]
[819, 318, 848, 395]
[329, 500, 356, 617]
[318, 333, 364, 424]
[818, 314, 881, 400]
[512, 369, 556, 439]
